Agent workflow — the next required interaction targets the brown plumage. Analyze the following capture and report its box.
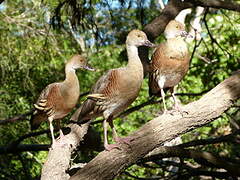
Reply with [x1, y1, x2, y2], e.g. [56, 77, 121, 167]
[30, 55, 94, 146]
[71, 29, 155, 151]
[149, 20, 191, 112]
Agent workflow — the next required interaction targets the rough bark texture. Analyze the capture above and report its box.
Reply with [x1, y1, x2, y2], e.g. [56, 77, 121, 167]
[41, 122, 91, 180]
[70, 72, 240, 180]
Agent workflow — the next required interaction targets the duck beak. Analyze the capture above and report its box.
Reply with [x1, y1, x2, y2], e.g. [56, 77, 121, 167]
[142, 40, 156, 48]
[180, 31, 193, 38]
[83, 64, 95, 71]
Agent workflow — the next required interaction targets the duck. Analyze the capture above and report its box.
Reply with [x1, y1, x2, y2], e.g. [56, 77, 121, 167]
[30, 55, 94, 147]
[149, 20, 191, 113]
[71, 30, 155, 151]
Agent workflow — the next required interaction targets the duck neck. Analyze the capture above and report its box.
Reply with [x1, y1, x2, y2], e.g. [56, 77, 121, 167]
[166, 37, 187, 50]
[126, 45, 143, 74]
[62, 64, 80, 93]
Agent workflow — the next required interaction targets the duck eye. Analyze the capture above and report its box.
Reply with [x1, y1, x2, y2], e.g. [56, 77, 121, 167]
[137, 34, 141, 38]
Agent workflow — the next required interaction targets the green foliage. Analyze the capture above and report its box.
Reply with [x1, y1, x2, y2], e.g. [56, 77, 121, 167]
[0, 0, 239, 179]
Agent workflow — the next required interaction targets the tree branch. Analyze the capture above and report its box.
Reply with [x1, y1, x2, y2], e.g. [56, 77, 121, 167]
[0, 144, 49, 154]
[176, 129, 240, 148]
[41, 121, 91, 180]
[69, 72, 240, 180]
[187, 0, 240, 12]
[0, 110, 33, 125]
[142, 146, 240, 176]
[155, 160, 236, 179]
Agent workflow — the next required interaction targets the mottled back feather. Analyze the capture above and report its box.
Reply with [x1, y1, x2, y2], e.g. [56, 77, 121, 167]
[78, 69, 121, 120]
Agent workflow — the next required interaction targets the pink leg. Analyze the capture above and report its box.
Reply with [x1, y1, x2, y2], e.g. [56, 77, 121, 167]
[170, 87, 186, 116]
[48, 117, 57, 148]
[158, 77, 167, 114]
[161, 88, 168, 114]
[108, 119, 133, 145]
[103, 117, 120, 151]
[57, 119, 65, 139]
[59, 129, 65, 139]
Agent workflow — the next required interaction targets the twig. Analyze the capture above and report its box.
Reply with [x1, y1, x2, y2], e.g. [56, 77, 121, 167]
[124, 171, 162, 180]
[189, 29, 202, 64]
[195, 53, 216, 64]
[203, 9, 231, 58]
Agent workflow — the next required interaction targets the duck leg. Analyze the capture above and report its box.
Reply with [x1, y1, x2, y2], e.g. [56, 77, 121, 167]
[108, 118, 133, 146]
[56, 119, 64, 139]
[170, 87, 180, 111]
[48, 116, 56, 146]
[158, 76, 167, 113]
[103, 117, 119, 151]
[170, 87, 187, 116]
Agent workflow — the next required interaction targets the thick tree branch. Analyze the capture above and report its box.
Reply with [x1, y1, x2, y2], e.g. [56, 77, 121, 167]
[41, 121, 91, 180]
[187, 0, 240, 12]
[69, 72, 240, 180]
[2, 116, 238, 155]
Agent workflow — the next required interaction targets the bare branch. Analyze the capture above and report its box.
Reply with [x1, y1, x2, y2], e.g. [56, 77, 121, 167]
[187, 0, 240, 12]
[142, 147, 240, 176]
[157, 160, 236, 179]
[0, 144, 49, 154]
[203, 9, 232, 58]
[41, 121, 91, 180]
[176, 129, 240, 148]
[0, 110, 33, 125]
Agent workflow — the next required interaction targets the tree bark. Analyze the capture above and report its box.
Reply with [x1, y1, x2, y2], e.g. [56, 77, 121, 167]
[70, 71, 240, 180]
[41, 122, 91, 180]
